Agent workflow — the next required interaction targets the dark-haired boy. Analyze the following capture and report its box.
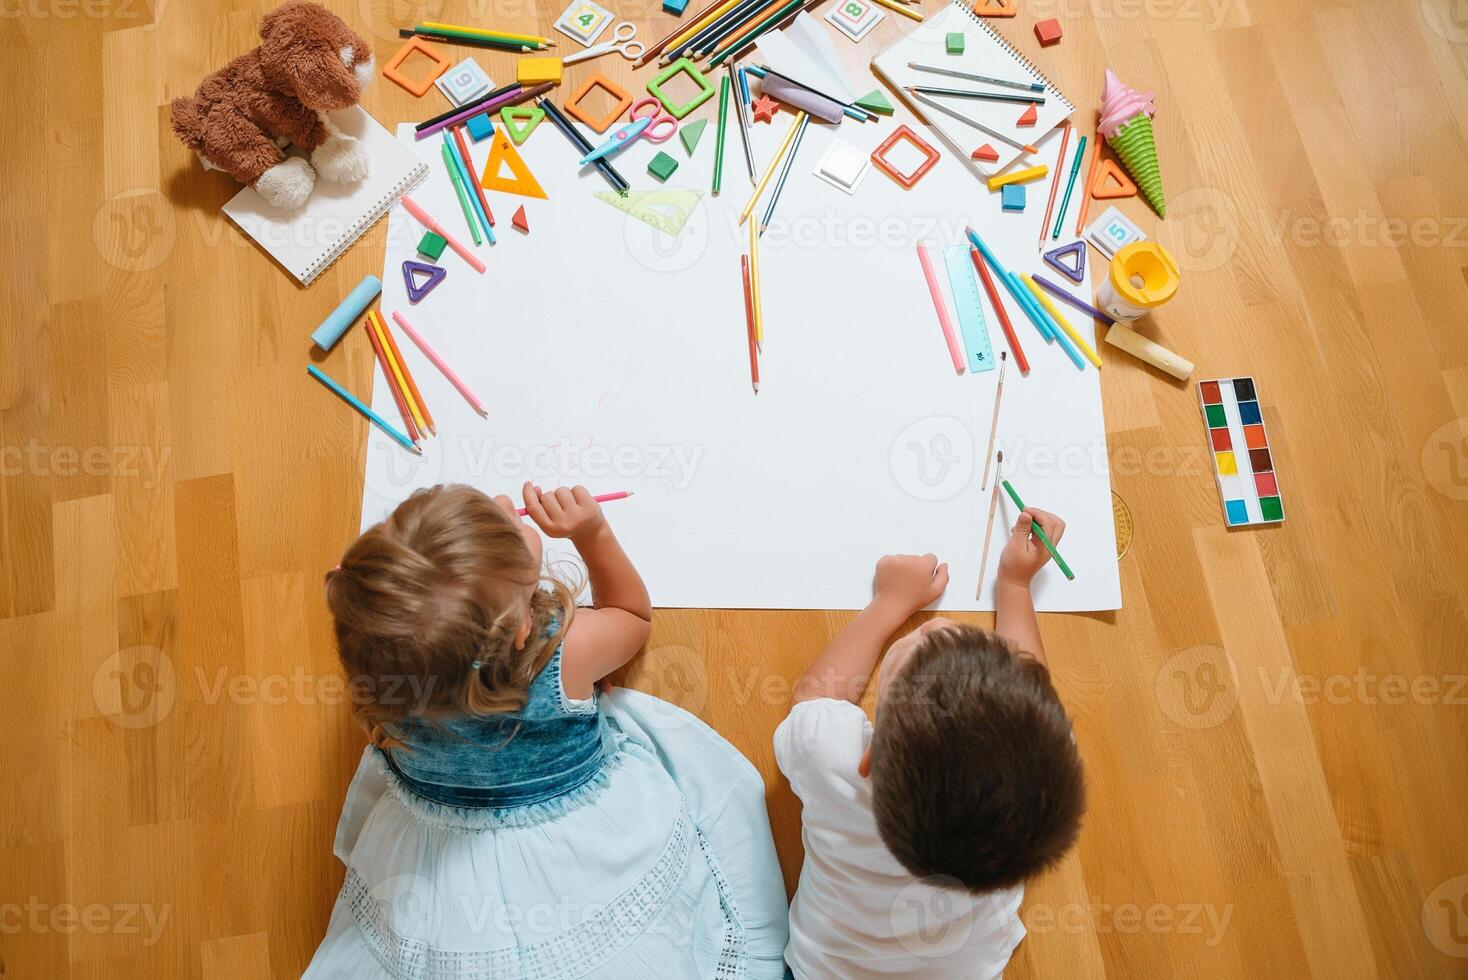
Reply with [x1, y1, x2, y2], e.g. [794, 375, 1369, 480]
[774, 509, 1085, 980]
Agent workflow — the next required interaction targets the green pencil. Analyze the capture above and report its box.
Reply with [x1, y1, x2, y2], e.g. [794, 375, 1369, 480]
[713, 74, 729, 196]
[1051, 134, 1086, 241]
[1000, 480, 1075, 580]
[441, 144, 482, 246]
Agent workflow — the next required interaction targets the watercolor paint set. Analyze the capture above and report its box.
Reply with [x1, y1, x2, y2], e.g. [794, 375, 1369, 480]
[1198, 376, 1284, 526]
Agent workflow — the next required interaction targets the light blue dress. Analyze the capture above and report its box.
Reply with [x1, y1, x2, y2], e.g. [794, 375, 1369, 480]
[304, 644, 790, 979]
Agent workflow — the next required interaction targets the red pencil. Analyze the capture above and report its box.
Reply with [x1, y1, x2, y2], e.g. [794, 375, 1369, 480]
[969, 247, 1030, 375]
[741, 254, 759, 394]
[1039, 123, 1071, 249]
[364, 313, 420, 443]
[452, 124, 495, 228]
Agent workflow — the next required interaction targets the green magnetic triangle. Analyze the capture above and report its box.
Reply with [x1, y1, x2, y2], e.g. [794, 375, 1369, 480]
[679, 118, 707, 156]
[854, 89, 894, 115]
[593, 190, 703, 237]
[499, 105, 545, 145]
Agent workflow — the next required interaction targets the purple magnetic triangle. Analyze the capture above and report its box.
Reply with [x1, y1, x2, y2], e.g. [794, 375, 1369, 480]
[1043, 241, 1086, 284]
[403, 260, 446, 303]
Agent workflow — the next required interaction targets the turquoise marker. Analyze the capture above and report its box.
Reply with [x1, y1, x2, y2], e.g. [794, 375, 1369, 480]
[306, 365, 419, 454]
[966, 226, 1053, 342]
[441, 144, 482, 246]
[443, 131, 495, 244]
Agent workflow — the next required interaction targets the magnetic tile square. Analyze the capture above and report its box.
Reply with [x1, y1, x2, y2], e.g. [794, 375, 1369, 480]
[813, 139, 870, 194]
[825, 0, 883, 41]
[1084, 205, 1146, 258]
[436, 59, 492, 105]
[554, 0, 614, 45]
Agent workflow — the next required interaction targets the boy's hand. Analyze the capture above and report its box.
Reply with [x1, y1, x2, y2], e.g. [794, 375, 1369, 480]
[998, 507, 1066, 587]
[872, 553, 949, 616]
[521, 483, 608, 545]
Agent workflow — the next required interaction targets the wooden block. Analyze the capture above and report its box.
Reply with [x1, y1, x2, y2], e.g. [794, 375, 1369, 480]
[987, 163, 1048, 190]
[971, 143, 999, 162]
[517, 57, 563, 86]
[1017, 102, 1038, 126]
[465, 112, 494, 142]
[417, 231, 447, 259]
[1034, 17, 1063, 45]
[1002, 183, 1026, 211]
[648, 151, 679, 181]
[946, 32, 965, 54]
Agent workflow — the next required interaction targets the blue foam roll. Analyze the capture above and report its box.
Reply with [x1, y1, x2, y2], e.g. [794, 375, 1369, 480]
[311, 275, 381, 350]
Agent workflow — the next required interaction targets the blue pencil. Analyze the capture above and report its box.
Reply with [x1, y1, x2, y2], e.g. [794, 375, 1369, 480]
[443, 131, 495, 244]
[307, 365, 420, 454]
[966, 226, 1054, 342]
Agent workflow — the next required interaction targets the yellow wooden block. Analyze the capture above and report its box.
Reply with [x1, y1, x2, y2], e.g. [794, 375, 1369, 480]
[517, 57, 563, 86]
[987, 164, 1049, 191]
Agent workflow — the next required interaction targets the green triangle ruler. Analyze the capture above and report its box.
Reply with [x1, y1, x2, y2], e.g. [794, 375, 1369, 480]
[593, 190, 703, 237]
[942, 244, 995, 373]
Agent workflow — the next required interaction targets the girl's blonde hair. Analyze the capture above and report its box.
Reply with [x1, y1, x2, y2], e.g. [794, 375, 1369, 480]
[324, 484, 576, 745]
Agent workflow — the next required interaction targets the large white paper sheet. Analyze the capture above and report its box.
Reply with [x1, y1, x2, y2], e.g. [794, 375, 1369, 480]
[362, 117, 1120, 611]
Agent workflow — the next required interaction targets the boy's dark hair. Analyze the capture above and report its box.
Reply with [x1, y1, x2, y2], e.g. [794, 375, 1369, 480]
[870, 624, 1085, 892]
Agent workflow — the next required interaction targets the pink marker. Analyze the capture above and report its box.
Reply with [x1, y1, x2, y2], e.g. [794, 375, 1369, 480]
[391, 312, 487, 418]
[400, 195, 485, 273]
[516, 491, 633, 517]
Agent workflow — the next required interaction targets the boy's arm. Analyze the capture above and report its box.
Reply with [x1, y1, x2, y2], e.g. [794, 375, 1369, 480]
[791, 554, 949, 706]
[993, 508, 1066, 668]
[520, 485, 652, 696]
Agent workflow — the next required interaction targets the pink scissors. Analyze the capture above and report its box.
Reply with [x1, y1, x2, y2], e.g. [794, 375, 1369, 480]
[628, 97, 676, 144]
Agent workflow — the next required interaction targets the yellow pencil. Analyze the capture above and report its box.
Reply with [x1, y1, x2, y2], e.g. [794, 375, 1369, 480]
[664, 0, 743, 56]
[869, 0, 923, 21]
[748, 215, 764, 350]
[371, 312, 429, 434]
[1021, 273, 1103, 368]
[739, 110, 807, 226]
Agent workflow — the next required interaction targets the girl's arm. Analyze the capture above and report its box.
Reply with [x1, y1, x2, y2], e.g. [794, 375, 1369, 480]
[521, 484, 651, 698]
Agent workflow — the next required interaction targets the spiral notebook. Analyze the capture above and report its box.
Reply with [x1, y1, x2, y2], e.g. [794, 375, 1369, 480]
[871, 0, 1073, 176]
[221, 107, 427, 286]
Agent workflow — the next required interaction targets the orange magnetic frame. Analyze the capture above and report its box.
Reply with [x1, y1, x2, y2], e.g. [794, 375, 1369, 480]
[871, 125, 940, 189]
[384, 38, 452, 97]
[564, 73, 633, 133]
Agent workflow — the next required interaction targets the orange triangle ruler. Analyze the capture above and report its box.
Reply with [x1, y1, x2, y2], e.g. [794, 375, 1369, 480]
[972, 0, 1016, 16]
[1091, 158, 1137, 199]
[479, 128, 548, 199]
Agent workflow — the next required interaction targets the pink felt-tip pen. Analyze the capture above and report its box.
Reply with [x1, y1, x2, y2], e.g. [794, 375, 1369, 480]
[516, 491, 633, 517]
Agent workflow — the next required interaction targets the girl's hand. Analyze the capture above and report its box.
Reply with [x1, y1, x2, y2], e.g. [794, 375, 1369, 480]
[521, 483, 608, 544]
[493, 494, 543, 566]
[872, 553, 950, 616]
[998, 507, 1066, 588]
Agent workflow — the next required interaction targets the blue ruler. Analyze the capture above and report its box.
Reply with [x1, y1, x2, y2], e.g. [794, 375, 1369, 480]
[942, 245, 996, 373]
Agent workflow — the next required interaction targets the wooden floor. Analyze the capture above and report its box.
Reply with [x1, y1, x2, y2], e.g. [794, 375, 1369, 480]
[4, 0, 1468, 976]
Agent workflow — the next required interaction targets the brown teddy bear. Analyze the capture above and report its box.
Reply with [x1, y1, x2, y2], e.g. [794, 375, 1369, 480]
[170, 2, 376, 210]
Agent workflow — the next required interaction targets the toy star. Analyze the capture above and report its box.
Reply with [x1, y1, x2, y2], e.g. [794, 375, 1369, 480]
[751, 94, 781, 124]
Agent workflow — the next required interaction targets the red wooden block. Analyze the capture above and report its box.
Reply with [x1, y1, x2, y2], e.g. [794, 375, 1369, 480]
[512, 205, 529, 233]
[1016, 103, 1038, 126]
[971, 143, 1000, 162]
[1034, 17, 1062, 45]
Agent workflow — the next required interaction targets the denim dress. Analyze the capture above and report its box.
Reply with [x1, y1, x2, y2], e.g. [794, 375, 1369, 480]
[305, 644, 790, 980]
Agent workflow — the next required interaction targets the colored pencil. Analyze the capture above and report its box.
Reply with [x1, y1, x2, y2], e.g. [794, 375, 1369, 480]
[372, 311, 428, 436]
[1039, 124, 1071, 249]
[392, 312, 488, 418]
[917, 243, 965, 375]
[398, 27, 534, 52]
[637, 0, 740, 65]
[538, 98, 630, 194]
[679, 0, 769, 60]
[374, 310, 437, 434]
[976, 450, 1003, 599]
[415, 82, 551, 139]
[1051, 135, 1087, 239]
[516, 491, 633, 517]
[452, 124, 496, 233]
[307, 366, 419, 455]
[738, 65, 752, 104]
[870, 0, 923, 20]
[748, 217, 765, 350]
[759, 112, 809, 233]
[739, 110, 806, 225]
[969, 247, 1029, 374]
[441, 144, 482, 245]
[363, 308, 419, 443]
[1011, 271, 1084, 368]
[420, 22, 553, 45]
[713, 74, 729, 195]
[980, 352, 1006, 491]
[729, 62, 757, 178]
[966, 226, 1054, 343]
[707, 0, 805, 68]
[698, 0, 789, 58]
[1031, 273, 1113, 323]
[907, 62, 1044, 93]
[912, 85, 1042, 106]
[908, 90, 1038, 154]
[1022, 273, 1102, 368]
[741, 254, 759, 394]
[444, 130, 494, 244]
[401, 195, 485, 273]
[1075, 138, 1103, 236]
[1001, 479, 1074, 580]
[416, 83, 518, 131]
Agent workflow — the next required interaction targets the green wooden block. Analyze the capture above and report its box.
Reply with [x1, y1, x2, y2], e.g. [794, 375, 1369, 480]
[679, 118, 707, 156]
[647, 151, 679, 182]
[946, 32, 965, 54]
[854, 89, 894, 115]
[417, 231, 447, 260]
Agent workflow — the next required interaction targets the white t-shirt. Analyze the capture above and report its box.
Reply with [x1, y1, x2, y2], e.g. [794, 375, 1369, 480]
[774, 698, 1026, 980]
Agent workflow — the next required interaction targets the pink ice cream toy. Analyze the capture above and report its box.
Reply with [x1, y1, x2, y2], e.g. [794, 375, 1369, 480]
[1098, 68, 1166, 217]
